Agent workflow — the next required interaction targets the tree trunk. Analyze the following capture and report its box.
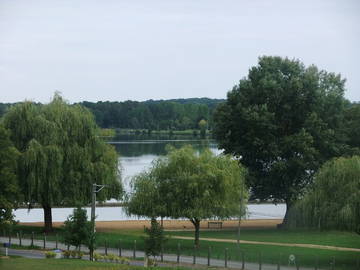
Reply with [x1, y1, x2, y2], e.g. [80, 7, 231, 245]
[43, 205, 53, 233]
[190, 218, 201, 248]
[280, 200, 293, 228]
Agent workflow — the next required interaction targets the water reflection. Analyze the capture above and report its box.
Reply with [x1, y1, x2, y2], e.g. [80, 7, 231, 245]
[109, 134, 219, 157]
[108, 134, 220, 192]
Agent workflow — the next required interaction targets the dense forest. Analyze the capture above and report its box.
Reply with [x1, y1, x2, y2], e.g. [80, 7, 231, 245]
[0, 98, 224, 130]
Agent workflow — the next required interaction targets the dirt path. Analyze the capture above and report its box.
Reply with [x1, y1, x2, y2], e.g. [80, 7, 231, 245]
[172, 236, 360, 252]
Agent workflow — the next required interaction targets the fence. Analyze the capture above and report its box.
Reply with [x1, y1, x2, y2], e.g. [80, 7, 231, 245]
[1, 229, 359, 270]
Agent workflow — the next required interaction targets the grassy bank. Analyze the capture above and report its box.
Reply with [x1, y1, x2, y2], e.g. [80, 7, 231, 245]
[9, 225, 360, 269]
[0, 257, 190, 270]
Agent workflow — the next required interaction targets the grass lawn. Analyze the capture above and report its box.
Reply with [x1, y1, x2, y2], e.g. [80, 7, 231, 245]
[166, 228, 360, 249]
[8, 225, 360, 270]
[0, 257, 189, 270]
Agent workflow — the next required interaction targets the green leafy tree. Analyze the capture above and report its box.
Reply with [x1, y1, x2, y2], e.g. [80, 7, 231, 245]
[288, 156, 360, 234]
[198, 119, 207, 138]
[3, 94, 122, 232]
[0, 124, 20, 231]
[127, 145, 247, 247]
[63, 207, 92, 249]
[144, 218, 166, 260]
[213, 56, 347, 224]
[343, 103, 360, 152]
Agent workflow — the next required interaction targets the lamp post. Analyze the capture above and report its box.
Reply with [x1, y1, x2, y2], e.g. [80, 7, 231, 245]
[90, 183, 106, 261]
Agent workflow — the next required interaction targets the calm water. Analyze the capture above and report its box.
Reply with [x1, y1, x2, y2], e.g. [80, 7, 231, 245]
[13, 134, 285, 222]
[111, 134, 221, 192]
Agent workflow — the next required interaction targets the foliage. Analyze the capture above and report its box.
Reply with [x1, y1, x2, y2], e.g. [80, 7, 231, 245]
[127, 145, 247, 246]
[0, 124, 20, 231]
[93, 253, 130, 264]
[62, 250, 71, 258]
[63, 207, 93, 249]
[76, 98, 223, 130]
[144, 218, 166, 258]
[288, 156, 360, 234]
[2, 93, 122, 231]
[198, 119, 207, 138]
[343, 103, 360, 152]
[213, 56, 348, 221]
[45, 251, 56, 258]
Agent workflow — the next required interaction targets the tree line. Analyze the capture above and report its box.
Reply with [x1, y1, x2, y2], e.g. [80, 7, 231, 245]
[0, 98, 224, 131]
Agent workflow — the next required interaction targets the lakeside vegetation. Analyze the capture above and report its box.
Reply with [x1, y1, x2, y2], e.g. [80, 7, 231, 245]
[0, 98, 224, 132]
[1, 57, 360, 269]
[5, 225, 360, 269]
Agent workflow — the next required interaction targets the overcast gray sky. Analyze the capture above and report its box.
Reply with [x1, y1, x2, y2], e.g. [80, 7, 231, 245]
[1, 0, 359, 103]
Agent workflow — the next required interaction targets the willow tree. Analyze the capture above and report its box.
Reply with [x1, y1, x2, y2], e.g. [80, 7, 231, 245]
[3, 94, 122, 232]
[288, 156, 360, 234]
[0, 124, 20, 230]
[127, 145, 247, 247]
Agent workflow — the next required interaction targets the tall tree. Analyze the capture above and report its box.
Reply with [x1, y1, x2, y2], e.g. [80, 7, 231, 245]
[127, 145, 247, 247]
[0, 124, 20, 230]
[288, 156, 360, 234]
[213, 56, 347, 224]
[3, 94, 122, 232]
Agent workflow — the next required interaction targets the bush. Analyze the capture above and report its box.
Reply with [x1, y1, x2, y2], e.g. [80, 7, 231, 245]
[121, 257, 130, 265]
[70, 250, 77, 258]
[106, 254, 116, 262]
[62, 250, 71, 259]
[93, 252, 103, 262]
[45, 251, 56, 259]
[77, 251, 84, 259]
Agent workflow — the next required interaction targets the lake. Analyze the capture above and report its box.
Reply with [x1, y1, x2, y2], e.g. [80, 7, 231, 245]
[13, 134, 285, 222]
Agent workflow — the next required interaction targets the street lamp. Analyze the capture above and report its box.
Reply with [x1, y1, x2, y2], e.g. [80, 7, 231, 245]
[90, 183, 106, 261]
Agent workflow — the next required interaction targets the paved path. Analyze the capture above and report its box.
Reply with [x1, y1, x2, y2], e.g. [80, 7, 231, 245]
[0, 236, 315, 270]
[172, 236, 360, 252]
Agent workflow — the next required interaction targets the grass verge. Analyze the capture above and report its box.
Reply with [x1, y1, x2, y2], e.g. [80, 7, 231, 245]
[7, 225, 360, 270]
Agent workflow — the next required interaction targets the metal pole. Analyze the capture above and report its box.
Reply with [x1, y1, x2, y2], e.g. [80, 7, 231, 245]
[208, 246, 211, 266]
[91, 183, 96, 233]
[241, 251, 245, 270]
[90, 183, 105, 261]
[118, 239, 122, 257]
[237, 194, 242, 246]
[277, 253, 281, 270]
[259, 252, 262, 270]
[225, 248, 228, 268]
[177, 242, 180, 263]
[161, 244, 164, 262]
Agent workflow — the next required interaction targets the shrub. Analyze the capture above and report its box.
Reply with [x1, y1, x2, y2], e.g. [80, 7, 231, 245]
[62, 250, 71, 259]
[107, 254, 116, 262]
[45, 251, 56, 259]
[121, 257, 130, 265]
[70, 250, 77, 258]
[77, 251, 84, 259]
[93, 252, 103, 262]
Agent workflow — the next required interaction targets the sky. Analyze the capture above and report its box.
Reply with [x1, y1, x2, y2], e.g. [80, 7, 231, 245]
[0, 0, 359, 103]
